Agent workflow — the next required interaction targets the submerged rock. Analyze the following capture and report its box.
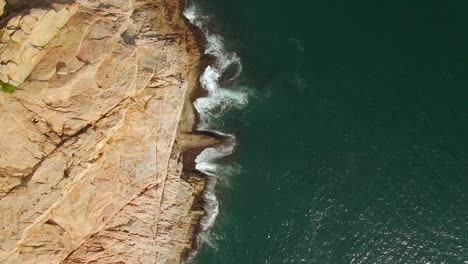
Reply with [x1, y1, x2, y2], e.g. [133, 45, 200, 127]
[0, 0, 213, 263]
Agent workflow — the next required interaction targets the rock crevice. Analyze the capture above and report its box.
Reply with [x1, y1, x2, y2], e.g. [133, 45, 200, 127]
[0, 0, 211, 263]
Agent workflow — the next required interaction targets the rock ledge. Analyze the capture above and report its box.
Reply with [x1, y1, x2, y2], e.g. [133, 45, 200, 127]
[0, 0, 213, 263]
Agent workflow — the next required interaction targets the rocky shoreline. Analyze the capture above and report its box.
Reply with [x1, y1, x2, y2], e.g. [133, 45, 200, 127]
[0, 0, 220, 263]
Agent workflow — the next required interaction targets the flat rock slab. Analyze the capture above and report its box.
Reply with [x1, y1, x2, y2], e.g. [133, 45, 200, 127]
[0, 0, 207, 263]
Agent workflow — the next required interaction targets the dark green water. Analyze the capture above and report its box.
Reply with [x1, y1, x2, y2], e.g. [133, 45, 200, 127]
[192, 0, 468, 263]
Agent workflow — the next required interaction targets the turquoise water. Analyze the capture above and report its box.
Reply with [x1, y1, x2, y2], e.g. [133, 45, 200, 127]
[191, 0, 468, 263]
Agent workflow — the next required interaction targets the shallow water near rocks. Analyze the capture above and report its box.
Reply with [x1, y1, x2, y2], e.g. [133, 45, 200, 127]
[191, 0, 468, 263]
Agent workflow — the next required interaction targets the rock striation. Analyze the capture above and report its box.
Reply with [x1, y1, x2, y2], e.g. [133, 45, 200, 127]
[0, 0, 214, 263]
[0, 1, 4, 16]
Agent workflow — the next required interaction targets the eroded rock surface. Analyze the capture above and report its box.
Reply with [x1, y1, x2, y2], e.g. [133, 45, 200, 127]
[0, 0, 211, 263]
[0, 1, 5, 16]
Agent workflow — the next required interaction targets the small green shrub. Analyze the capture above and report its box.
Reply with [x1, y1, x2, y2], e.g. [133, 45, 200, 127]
[0, 81, 16, 93]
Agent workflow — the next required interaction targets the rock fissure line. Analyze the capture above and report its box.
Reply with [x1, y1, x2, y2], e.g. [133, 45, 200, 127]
[0, 0, 216, 263]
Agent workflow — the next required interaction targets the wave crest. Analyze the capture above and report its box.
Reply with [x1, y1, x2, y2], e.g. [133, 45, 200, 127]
[183, 1, 248, 260]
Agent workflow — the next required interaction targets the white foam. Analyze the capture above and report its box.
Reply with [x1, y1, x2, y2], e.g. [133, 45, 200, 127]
[183, 1, 249, 260]
[184, 2, 248, 129]
[194, 137, 236, 230]
[195, 66, 248, 127]
[183, 3, 197, 22]
[195, 136, 236, 177]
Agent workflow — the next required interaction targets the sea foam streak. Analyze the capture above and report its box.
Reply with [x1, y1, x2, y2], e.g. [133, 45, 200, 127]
[183, 1, 248, 259]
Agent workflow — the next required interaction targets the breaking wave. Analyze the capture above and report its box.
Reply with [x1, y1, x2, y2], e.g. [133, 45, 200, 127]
[184, 3, 248, 129]
[183, 0, 248, 260]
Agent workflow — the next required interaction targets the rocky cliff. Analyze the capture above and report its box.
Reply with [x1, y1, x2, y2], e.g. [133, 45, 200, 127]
[0, 0, 214, 263]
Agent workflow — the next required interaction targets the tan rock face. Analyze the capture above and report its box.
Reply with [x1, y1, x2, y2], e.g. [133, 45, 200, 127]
[0, 4, 78, 85]
[0, 0, 5, 16]
[0, 0, 209, 263]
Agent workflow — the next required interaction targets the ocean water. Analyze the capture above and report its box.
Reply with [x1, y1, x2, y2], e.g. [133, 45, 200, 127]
[187, 0, 468, 263]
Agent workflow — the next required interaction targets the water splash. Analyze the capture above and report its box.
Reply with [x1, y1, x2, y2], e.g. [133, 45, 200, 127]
[183, 1, 248, 260]
[184, 3, 248, 129]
